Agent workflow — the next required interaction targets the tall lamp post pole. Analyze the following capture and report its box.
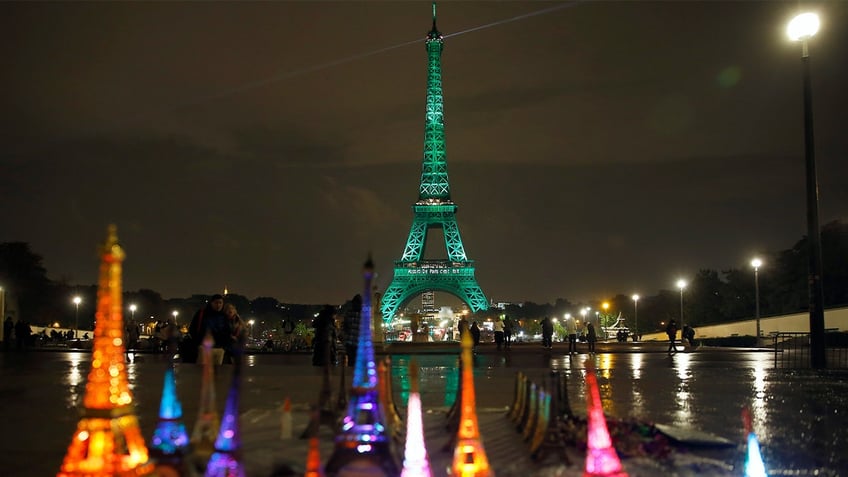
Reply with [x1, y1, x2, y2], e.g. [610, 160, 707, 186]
[788, 12, 826, 369]
[72, 296, 82, 339]
[632, 294, 640, 341]
[676, 280, 687, 329]
[751, 258, 762, 345]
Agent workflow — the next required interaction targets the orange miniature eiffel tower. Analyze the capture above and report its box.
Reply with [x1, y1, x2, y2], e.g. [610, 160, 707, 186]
[304, 435, 325, 477]
[450, 332, 492, 477]
[57, 225, 155, 477]
[583, 359, 628, 477]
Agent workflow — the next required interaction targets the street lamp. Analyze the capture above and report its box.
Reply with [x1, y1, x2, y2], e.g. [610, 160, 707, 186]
[788, 11, 826, 369]
[72, 296, 82, 339]
[676, 279, 687, 328]
[171, 310, 179, 323]
[632, 294, 640, 340]
[248, 319, 256, 340]
[129, 304, 137, 321]
[751, 258, 763, 344]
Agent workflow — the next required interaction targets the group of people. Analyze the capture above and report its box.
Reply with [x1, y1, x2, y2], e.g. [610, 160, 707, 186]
[183, 294, 247, 365]
[665, 319, 697, 354]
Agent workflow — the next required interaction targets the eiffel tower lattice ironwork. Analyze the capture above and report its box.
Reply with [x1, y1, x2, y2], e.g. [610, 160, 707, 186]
[381, 3, 487, 324]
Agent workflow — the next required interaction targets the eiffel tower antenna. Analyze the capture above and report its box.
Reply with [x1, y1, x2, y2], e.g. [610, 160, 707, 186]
[381, 2, 488, 327]
[58, 225, 155, 476]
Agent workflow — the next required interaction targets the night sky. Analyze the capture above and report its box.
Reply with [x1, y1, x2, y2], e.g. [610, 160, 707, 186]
[2, 1, 847, 306]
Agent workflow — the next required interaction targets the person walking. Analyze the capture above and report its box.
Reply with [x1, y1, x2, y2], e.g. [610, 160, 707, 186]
[341, 294, 362, 366]
[493, 317, 505, 350]
[223, 303, 246, 364]
[586, 322, 597, 354]
[470, 321, 481, 353]
[666, 319, 679, 355]
[541, 317, 554, 349]
[3, 316, 13, 351]
[312, 305, 335, 367]
[566, 316, 578, 354]
[503, 316, 513, 349]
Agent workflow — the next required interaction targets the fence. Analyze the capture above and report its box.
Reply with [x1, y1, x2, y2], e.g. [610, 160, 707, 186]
[772, 330, 848, 369]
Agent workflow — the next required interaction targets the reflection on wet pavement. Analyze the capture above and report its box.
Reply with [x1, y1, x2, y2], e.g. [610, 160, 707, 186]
[1, 349, 846, 476]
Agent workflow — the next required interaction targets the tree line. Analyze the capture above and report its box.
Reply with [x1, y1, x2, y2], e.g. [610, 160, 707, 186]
[1, 220, 846, 334]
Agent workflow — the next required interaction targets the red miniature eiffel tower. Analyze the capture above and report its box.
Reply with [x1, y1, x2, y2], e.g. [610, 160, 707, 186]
[57, 225, 155, 477]
[450, 332, 492, 477]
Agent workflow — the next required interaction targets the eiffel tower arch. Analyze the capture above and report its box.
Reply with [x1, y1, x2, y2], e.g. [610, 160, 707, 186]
[381, 4, 488, 325]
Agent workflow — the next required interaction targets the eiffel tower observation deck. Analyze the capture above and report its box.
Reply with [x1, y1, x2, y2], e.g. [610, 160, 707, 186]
[380, 3, 488, 326]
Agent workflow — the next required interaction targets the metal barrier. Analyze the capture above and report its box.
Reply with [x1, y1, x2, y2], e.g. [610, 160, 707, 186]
[772, 331, 848, 369]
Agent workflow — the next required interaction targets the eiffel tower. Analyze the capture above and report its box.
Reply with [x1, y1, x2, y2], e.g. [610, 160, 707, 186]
[381, 2, 487, 324]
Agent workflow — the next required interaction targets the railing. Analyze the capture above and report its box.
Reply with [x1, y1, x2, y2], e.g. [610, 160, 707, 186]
[772, 330, 848, 369]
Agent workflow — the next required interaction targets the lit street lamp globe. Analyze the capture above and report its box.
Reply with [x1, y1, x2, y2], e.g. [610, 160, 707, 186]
[787, 12, 820, 41]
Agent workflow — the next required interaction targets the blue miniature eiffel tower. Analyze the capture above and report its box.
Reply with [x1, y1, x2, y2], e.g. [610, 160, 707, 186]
[150, 365, 192, 473]
[324, 257, 399, 476]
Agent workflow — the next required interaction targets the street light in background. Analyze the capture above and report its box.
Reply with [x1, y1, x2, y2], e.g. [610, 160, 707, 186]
[72, 296, 82, 339]
[787, 11, 826, 369]
[632, 294, 640, 340]
[676, 279, 687, 328]
[248, 319, 256, 340]
[129, 304, 137, 322]
[751, 258, 763, 345]
[171, 310, 179, 324]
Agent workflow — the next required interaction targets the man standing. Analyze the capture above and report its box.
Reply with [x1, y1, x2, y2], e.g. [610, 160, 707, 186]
[566, 316, 578, 354]
[493, 317, 505, 350]
[666, 319, 679, 355]
[186, 294, 228, 364]
[541, 317, 554, 349]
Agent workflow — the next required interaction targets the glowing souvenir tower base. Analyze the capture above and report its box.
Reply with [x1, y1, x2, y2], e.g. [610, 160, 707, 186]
[325, 258, 399, 476]
[58, 225, 154, 477]
[380, 3, 487, 325]
[402, 360, 432, 477]
[451, 333, 492, 477]
[583, 361, 628, 477]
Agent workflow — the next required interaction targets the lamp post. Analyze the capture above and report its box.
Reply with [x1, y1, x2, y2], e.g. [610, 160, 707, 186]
[72, 296, 82, 339]
[751, 258, 763, 345]
[788, 11, 826, 369]
[676, 279, 687, 329]
[632, 294, 640, 340]
[171, 310, 179, 324]
[129, 304, 137, 322]
[248, 319, 256, 340]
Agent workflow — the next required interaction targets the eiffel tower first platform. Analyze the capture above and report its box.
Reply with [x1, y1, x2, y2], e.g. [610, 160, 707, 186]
[380, 4, 488, 325]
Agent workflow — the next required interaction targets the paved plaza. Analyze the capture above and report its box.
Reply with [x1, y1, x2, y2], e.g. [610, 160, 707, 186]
[0, 343, 846, 476]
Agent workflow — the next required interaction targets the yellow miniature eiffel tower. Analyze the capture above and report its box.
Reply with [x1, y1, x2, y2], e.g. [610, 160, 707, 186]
[451, 332, 493, 477]
[57, 225, 154, 476]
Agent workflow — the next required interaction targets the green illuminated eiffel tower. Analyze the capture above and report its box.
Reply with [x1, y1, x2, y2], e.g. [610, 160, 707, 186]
[380, 3, 488, 325]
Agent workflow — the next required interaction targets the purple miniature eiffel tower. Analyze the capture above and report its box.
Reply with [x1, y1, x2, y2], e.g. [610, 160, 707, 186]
[204, 347, 245, 477]
[324, 256, 399, 476]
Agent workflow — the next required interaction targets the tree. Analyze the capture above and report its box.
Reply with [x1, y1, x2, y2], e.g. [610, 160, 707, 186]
[0, 242, 52, 323]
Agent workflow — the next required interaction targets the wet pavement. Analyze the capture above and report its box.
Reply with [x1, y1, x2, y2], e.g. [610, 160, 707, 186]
[0, 343, 846, 476]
